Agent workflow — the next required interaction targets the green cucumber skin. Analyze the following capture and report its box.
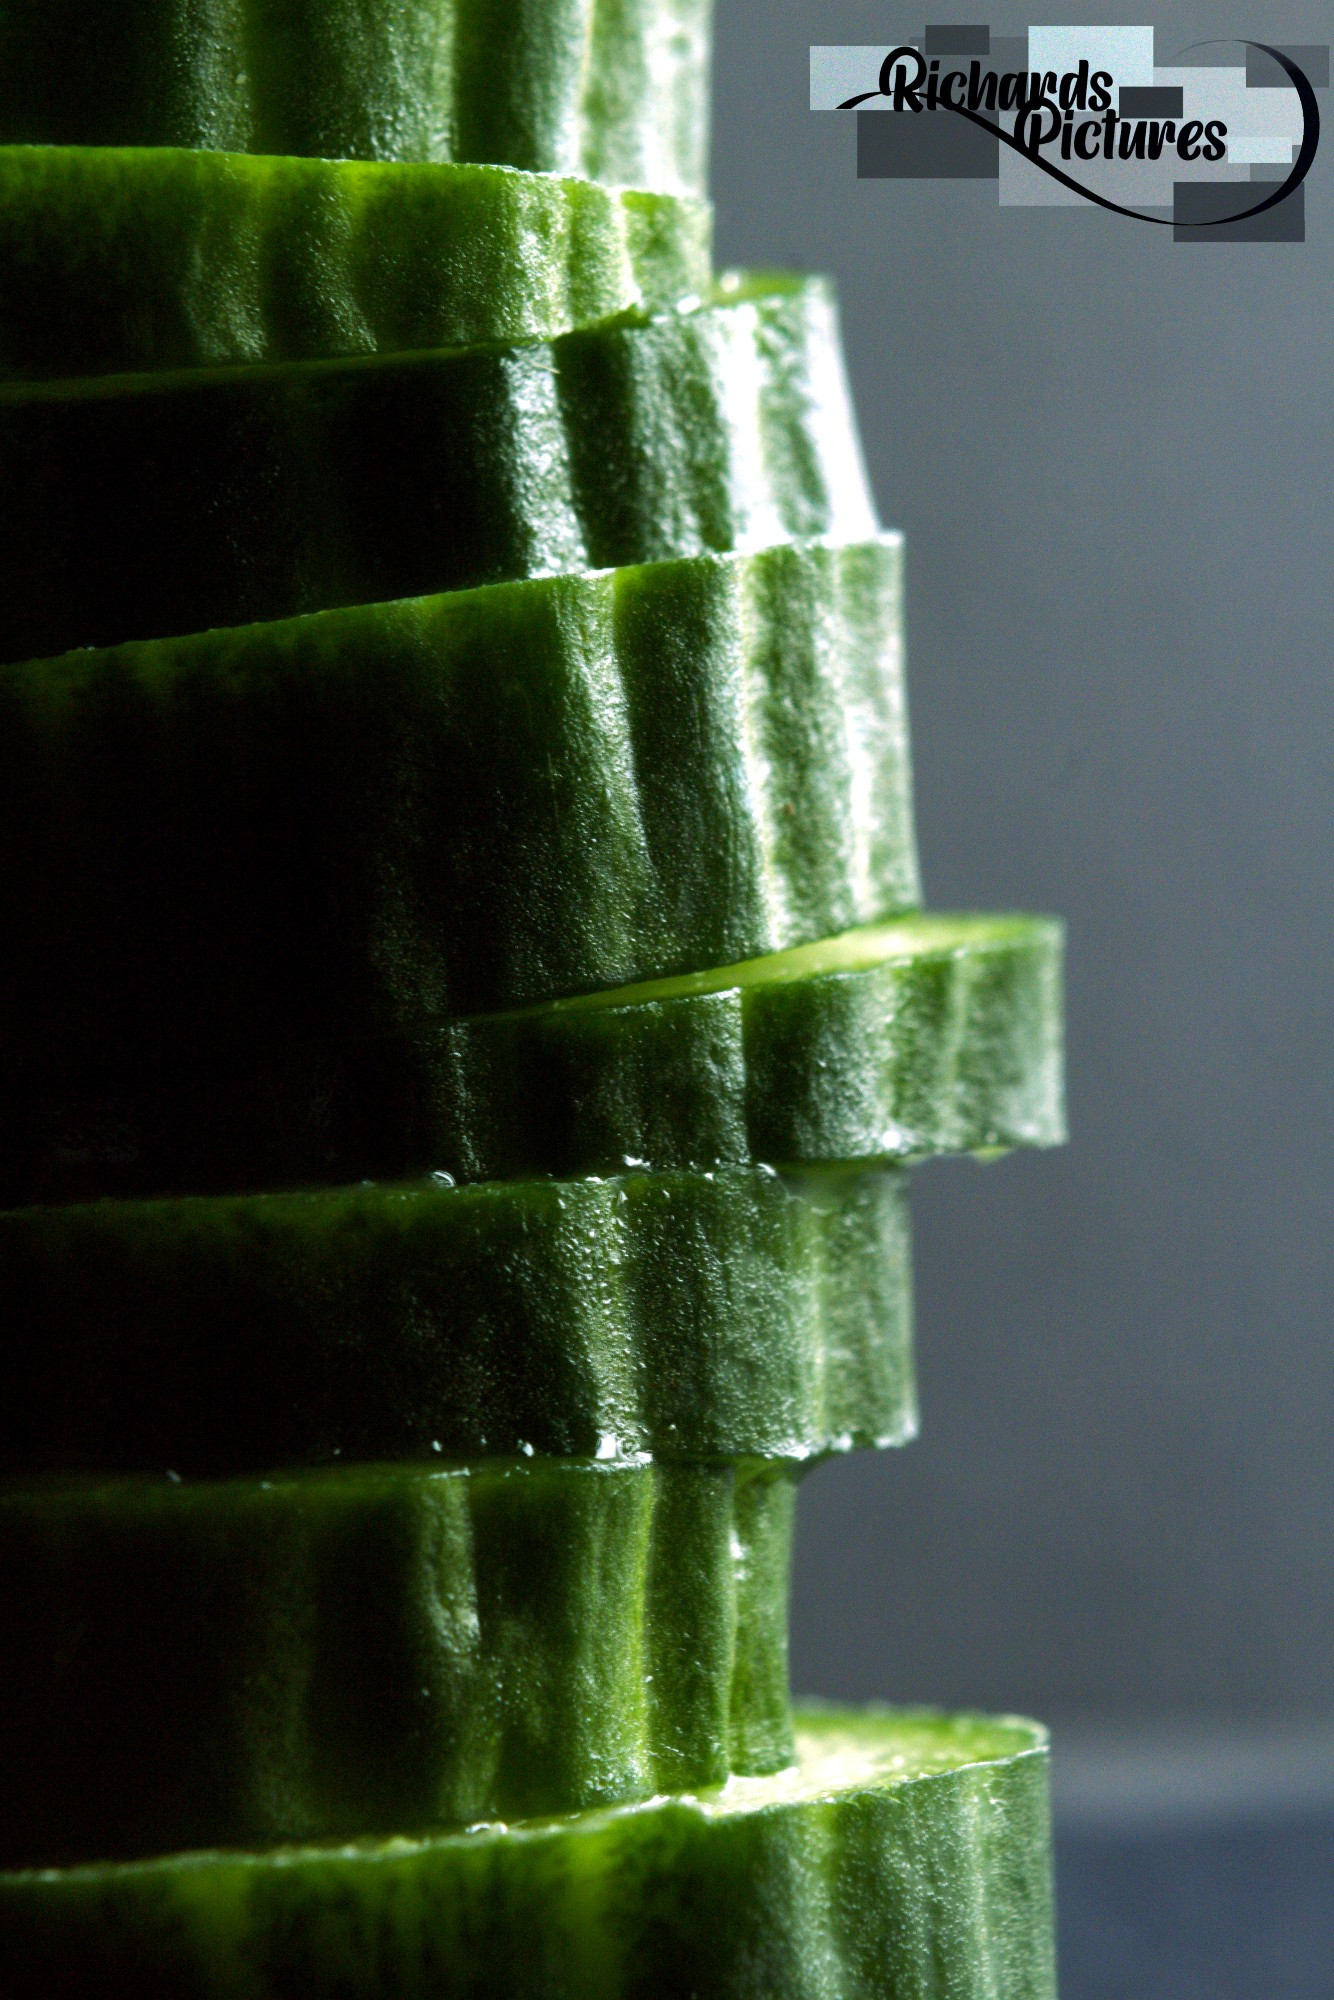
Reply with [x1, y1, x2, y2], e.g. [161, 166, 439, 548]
[0, 1709, 1056, 2000]
[0, 1459, 794, 1869]
[0, 149, 712, 380]
[0, 1166, 914, 1476]
[0, 0, 710, 191]
[0, 914, 1057, 1206]
[0, 544, 915, 1131]
[431, 915, 1066, 1182]
[0, 277, 873, 666]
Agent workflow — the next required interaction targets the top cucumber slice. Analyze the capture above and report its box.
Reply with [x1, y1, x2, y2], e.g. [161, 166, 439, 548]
[0, 1705, 1056, 2000]
[0, 0, 711, 191]
[0, 149, 711, 381]
[0, 274, 874, 664]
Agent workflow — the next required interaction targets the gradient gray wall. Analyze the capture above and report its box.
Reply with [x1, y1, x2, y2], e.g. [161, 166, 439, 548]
[711, 0, 1333, 1724]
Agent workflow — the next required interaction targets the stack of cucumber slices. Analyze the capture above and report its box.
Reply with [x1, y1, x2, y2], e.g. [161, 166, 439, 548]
[0, 5, 1065, 1995]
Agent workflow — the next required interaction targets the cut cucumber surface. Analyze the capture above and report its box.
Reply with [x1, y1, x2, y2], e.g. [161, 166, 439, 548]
[0, 913, 1060, 1206]
[0, 1165, 914, 1476]
[0, 1707, 1056, 2000]
[0, 0, 710, 192]
[0, 274, 873, 664]
[0, 1458, 794, 1868]
[0, 540, 914, 1071]
[0, 149, 711, 380]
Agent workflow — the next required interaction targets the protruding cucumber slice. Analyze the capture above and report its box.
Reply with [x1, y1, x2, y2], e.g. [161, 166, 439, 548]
[0, 1165, 914, 1476]
[0, 539, 914, 1096]
[0, 1706, 1056, 1999]
[417, 911, 1067, 1180]
[0, 1457, 795, 1869]
[0, 913, 1059, 1205]
[0, 149, 712, 381]
[0, 0, 711, 193]
[0, 274, 874, 664]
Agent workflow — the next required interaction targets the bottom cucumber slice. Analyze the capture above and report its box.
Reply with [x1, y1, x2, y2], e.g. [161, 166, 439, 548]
[0, 1164, 913, 1476]
[0, 1706, 1056, 2000]
[0, 1460, 795, 1869]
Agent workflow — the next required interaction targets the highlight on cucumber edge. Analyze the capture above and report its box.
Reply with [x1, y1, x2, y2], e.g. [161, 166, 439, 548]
[810, 21, 1323, 242]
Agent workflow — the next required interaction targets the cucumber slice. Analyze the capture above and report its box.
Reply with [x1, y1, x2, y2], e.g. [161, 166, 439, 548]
[0, 149, 712, 381]
[0, 542, 914, 1104]
[0, 1165, 914, 1476]
[0, 0, 710, 192]
[0, 1457, 795, 1869]
[0, 912, 1059, 1206]
[0, 1707, 1056, 1999]
[431, 912, 1065, 1181]
[0, 274, 873, 665]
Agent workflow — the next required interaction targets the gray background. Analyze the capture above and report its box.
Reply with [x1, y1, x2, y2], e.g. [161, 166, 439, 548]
[711, 0, 1332, 1728]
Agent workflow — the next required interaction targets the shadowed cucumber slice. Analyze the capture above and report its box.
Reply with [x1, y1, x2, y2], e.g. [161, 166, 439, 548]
[0, 913, 1058, 1205]
[0, 0, 710, 192]
[0, 1165, 914, 1476]
[0, 539, 914, 1090]
[0, 149, 712, 381]
[0, 1457, 795, 1869]
[0, 1706, 1056, 1999]
[0, 274, 873, 664]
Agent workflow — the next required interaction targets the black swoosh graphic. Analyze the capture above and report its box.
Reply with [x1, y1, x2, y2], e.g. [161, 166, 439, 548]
[840, 42, 1319, 228]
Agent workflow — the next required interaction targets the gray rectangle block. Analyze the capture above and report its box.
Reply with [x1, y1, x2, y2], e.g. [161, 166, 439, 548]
[1245, 44, 1328, 89]
[1119, 86, 1184, 117]
[1173, 181, 1304, 243]
[858, 107, 999, 180]
[924, 25, 990, 57]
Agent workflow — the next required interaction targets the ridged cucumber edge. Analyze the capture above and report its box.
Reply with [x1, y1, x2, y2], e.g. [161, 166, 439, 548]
[0, 276, 876, 667]
[0, 913, 1059, 1205]
[0, 535, 914, 1041]
[0, 0, 713, 194]
[0, 1164, 916, 1474]
[0, 148, 712, 379]
[420, 910, 1067, 1182]
[0, 1706, 1056, 2000]
[0, 1458, 797, 1868]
